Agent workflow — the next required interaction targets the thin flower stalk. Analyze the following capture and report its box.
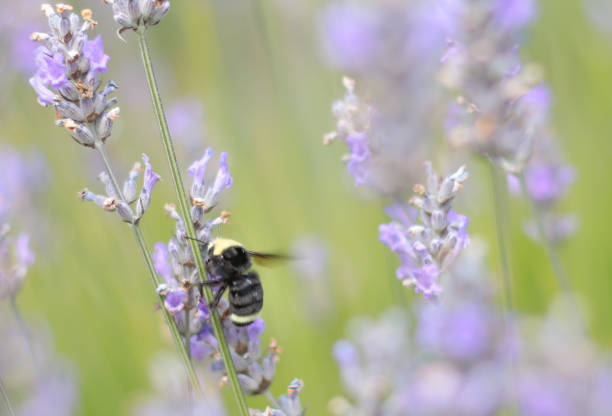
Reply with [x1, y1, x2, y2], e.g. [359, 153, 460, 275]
[488, 163, 514, 312]
[27, 4, 200, 392]
[0, 376, 15, 416]
[129, 25, 249, 416]
[519, 174, 571, 293]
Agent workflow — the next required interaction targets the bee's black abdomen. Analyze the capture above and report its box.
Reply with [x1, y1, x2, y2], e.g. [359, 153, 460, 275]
[229, 272, 263, 325]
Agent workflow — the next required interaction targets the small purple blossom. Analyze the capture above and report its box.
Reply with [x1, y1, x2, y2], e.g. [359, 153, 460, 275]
[188, 148, 233, 213]
[319, 2, 380, 70]
[379, 163, 469, 298]
[494, 0, 537, 29]
[152, 242, 172, 282]
[82, 35, 110, 74]
[33, 48, 69, 89]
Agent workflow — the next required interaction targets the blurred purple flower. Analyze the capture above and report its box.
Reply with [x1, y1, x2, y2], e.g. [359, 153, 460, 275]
[319, 2, 380, 70]
[167, 97, 205, 145]
[524, 164, 575, 203]
[494, 0, 537, 29]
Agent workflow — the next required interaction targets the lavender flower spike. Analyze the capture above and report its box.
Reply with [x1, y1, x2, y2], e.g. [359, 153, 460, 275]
[29, 5, 119, 147]
[79, 154, 161, 224]
[188, 149, 233, 215]
[379, 163, 469, 298]
[104, 0, 170, 34]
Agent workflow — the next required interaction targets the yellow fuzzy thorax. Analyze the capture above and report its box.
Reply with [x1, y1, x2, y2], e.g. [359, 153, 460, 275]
[209, 238, 243, 256]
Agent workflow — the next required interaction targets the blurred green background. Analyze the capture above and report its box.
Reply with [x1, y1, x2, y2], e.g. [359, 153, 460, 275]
[2, 0, 612, 414]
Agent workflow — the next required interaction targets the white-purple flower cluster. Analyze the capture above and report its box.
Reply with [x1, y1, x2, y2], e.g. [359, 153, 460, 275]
[152, 149, 284, 397]
[440, 0, 545, 173]
[29, 4, 119, 148]
[331, 243, 612, 416]
[379, 163, 469, 298]
[104, 0, 170, 34]
[324, 77, 373, 187]
[321, 0, 452, 195]
[79, 154, 161, 224]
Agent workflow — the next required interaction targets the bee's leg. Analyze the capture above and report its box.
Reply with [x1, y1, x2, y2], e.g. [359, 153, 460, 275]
[208, 284, 227, 310]
[197, 279, 225, 301]
[197, 282, 227, 310]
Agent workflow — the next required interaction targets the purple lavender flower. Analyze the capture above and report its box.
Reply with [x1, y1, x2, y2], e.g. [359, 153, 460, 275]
[29, 5, 119, 147]
[440, 0, 543, 173]
[188, 149, 233, 214]
[508, 135, 578, 244]
[82, 35, 110, 74]
[319, 2, 380, 71]
[379, 163, 469, 298]
[33, 48, 69, 89]
[324, 77, 374, 187]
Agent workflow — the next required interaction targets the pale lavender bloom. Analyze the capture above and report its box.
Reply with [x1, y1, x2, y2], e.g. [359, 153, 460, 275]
[188, 148, 233, 213]
[319, 2, 380, 71]
[33, 48, 69, 89]
[508, 135, 578, 244]
[136, 154, 162, 218]
[523, 164, 575, 203]
[0, 147, 48, 223]
[167, 97, 206, 146]
[29, 5, 119, 147]
[417, 302, 494, 361]
[82, 35, 110, 74]
[379, 163, 469, 298]
[19, 367, 79, 416]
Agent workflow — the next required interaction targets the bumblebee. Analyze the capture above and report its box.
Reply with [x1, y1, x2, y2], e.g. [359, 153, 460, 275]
[195, 238, 286, 327]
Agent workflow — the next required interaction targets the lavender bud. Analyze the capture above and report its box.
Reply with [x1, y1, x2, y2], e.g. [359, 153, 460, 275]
[97, 107, 120, 140]
[135, 154, 161, 220]
[56, 119, 95, 147]
[123, 162, 141, 204]
[116, 200, 135, 223]
[98, 172, 118, 199]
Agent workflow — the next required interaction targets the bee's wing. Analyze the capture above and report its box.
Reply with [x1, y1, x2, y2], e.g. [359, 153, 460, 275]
[247, 251, 291, 267]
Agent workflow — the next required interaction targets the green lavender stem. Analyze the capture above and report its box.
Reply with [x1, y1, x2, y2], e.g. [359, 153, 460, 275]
[518, 174, 571, 292]
[94, 140, 202, 393]
[488, 163, 514, 312]
[136, 29, 250, 416]
[0, 376, 15, 416]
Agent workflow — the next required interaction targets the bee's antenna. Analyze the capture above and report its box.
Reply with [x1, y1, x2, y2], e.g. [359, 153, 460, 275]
[184, 235, 207, 245]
